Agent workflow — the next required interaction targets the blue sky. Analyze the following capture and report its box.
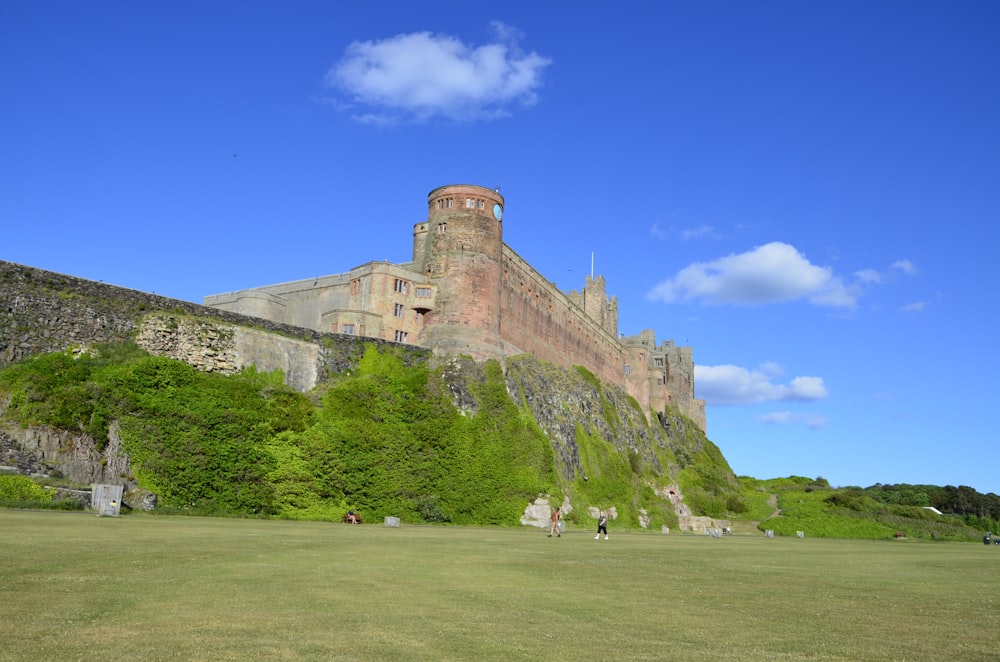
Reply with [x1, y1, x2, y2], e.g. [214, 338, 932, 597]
[3, 2, 998, 494]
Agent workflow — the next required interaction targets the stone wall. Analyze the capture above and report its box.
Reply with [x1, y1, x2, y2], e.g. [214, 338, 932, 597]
[134, 313, 322, 392]
[499, 246, 625, 389]
[0, 260, 431, 390]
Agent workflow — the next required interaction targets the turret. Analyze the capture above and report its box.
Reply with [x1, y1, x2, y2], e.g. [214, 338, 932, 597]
[415, 184, 506, 359]
[582, 275, 618, 336]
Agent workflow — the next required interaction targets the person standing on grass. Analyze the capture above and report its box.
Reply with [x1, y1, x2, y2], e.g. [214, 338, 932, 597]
[595, 511, 608, 540]
[548, 506, 561, 537]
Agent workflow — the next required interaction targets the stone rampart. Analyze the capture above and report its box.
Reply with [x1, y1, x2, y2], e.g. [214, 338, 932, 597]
[499, 246, 624, 387]
[0, 260, 430, 390]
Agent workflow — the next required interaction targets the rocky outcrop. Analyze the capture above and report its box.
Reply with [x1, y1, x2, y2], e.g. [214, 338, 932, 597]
[0, 422, 135, 489]
[503, 354, 672, 480]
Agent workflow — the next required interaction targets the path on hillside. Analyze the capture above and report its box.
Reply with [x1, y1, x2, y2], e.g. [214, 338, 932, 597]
[763, 493, 781, 521]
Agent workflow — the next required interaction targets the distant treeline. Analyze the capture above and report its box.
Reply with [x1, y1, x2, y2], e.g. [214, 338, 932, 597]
[863, 483, 1000, 529]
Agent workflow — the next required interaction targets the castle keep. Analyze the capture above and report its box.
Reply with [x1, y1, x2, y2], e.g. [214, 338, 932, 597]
[205, 184, 706, 430]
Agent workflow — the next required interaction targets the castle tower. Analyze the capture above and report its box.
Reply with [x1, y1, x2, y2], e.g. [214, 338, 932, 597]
[413, 184, 506, 359]
[582, 275, 619, 336]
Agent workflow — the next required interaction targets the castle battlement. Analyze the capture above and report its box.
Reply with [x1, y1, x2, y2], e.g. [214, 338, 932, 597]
[204, 185, 705, 431]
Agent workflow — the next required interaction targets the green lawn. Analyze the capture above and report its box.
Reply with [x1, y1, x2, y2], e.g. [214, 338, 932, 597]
[2, 510, 998, 661]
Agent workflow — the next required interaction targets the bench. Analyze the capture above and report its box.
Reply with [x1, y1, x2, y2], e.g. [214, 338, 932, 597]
[343, 513, 362, 524]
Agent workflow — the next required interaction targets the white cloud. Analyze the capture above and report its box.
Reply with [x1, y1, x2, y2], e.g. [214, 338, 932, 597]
[649, 223, 717, 241]
[899, 301, 927, 313]
[647, 244, 926, 311]
[647, 242, 857, 309]
[680, 225, 717, 240]
[854, 268, 883, 284]
[324, 23, 551, 124]
[788, 376, 828, 400]
[760, 410, 830, 429]
[649, 222, 669, 240]
[695, 363, 828, 406]
[757, 361, 784, 378]
[852, 258, 918, 289]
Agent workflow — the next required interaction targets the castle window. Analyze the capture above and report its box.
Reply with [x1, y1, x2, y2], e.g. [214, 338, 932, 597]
[394, 279, 409, 294]
[416, 287, 431, 298]
[446, 198, 453, 208]
[342, 323, 355, 335]
[657, 378, 663, 385]
[477, 200, 485, 209]
[395, 330, 408, 343]
[394, 303, 404, 317]
[655, 357, 663, 367]
[437, 223, 447, 235]
[350, 278, 361, 295]
[624, 364, 631, 376]
[466, 198, 475, 208]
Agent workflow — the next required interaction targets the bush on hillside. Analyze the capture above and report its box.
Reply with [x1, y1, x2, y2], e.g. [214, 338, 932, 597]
[0, 475, 53, 503]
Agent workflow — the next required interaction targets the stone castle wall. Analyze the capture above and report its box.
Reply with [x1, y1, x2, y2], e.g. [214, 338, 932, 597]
[498, 246, 625, 388]
[0, 260, 431, 389]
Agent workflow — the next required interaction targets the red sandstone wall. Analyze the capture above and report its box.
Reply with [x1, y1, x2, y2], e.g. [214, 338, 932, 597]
[499, 246, 624, 387]
[418, 187, 505, 358]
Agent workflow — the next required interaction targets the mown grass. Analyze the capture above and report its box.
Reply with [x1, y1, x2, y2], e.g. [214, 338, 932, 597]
[2, 510, 998, 661]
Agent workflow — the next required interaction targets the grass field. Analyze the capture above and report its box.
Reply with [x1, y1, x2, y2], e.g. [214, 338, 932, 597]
[2, 510, 998, 661]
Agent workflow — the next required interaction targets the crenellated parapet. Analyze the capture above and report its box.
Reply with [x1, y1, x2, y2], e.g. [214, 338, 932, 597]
[622, 331, 706, 431]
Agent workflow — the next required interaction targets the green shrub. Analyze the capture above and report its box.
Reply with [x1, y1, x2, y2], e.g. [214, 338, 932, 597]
[0, 475, 53, 502]
[754, 486, 988, 541]
[0, 342, 312, 515]
[271, 349, 557, 526]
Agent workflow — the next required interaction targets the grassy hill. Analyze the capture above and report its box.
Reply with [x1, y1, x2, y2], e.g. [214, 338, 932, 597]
[738, 476, 998, 542]
[2, 342, 996, 541]
[0, 341, 739, 528]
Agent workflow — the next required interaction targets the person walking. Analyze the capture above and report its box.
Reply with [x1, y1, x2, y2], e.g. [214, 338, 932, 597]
[595, 511, 608, 540]
[548, 506, 561, 537]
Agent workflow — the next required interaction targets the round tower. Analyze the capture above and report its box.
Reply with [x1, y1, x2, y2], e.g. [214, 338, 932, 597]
[414, 184, 505, 359]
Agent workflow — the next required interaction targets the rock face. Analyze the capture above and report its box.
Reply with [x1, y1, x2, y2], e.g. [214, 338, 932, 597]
[0, 422, 134, 489]
[0, 421, 160, 511]
[503, 354, 701, 482]
[521, 496, 557, 528]
[445, 353, 727, 529]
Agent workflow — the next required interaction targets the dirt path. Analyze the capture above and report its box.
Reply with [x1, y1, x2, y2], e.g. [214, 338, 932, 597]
[763, 493, 781, 520]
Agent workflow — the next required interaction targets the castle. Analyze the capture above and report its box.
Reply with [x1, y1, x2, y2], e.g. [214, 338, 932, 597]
[204, 184, 706, 430]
